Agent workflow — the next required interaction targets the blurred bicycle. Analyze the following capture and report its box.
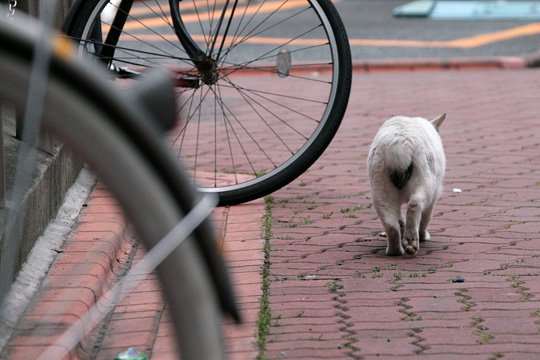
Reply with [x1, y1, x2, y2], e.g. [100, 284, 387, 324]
[0, 3, 236, 358]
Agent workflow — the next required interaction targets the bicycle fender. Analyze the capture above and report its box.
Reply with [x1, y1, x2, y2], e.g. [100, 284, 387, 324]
[124, 68, 178, 133]
[61, 0, 86, 33]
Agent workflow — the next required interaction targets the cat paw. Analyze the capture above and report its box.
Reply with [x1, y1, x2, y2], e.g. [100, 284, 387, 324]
[403, 236, 419, 256]
[386, 245, 404, 256]
[420, 231, 430, 242]
[405, 244, 418, 256]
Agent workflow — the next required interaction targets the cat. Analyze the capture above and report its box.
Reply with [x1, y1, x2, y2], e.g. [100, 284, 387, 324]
[367, 114, 446, 256]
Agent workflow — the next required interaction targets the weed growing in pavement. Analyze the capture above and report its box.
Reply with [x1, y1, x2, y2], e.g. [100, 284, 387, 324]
[340, 205, 365, 214]
[408, 272, 427, 278]
[327, 280, 344, 293]
[402, 314, 422, 321]
[323, 212, 333, 219]
[472, 317, 494, 345]
[507, 274, 534, 301]
[399, 298, 422, 322]
[457, 289, 474, 312]
[284, 220, 297, 228]
[532, 310, 540, 326]
[256, 195, 273, 360]
[371, 266, 383, 279]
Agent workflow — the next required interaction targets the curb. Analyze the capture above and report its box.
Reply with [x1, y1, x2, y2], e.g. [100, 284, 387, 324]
[352, 54, 540, 72]
[0, 170, 93, 353]
[0, 175, 139, 359]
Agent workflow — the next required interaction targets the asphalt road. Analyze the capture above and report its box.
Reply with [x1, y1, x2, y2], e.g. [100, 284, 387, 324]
[334, 0, 540, 60]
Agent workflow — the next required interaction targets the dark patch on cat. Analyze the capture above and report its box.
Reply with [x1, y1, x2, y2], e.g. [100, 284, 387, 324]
[390, 162, 413, 190]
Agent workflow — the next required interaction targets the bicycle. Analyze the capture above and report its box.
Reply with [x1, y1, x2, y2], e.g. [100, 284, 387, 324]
[0, 6, 236, 359]
[62, 0, 353, 205]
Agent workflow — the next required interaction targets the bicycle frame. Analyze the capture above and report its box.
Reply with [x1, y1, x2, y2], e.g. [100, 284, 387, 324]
[64, 0, 236, 87]
[172, 0, 241, 84]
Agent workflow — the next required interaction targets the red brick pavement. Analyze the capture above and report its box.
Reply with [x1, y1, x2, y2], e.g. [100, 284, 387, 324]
[264, 68, 540, 360]
[3, 66, 540, 359]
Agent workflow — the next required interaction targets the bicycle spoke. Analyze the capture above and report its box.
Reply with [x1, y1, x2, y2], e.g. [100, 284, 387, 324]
[226, 0, 257, 52]
[193, 88, 203, 180]
[173, 88, 197, 158]
[212, 85, 262, 177]
[219, 80, 327, 107]
[221, 78, 321, 126]
[213, 84, 218, 187]
[227, 42, 331, 65]
[191, 0, 212, 47]
[105, 1, 186, 55]
[218, 59, 333, 86]
[221, 24, 326, 75]
[231, 0, 292, 44]
[220, 3, 312, 63]
[215, 84, 240, 185]
[174, 84, 214, 148]
[71, 38, 194, 71]
[231, 82, 297, 154]
[215, 0, 239, 60]
[141, 0, 173, 28]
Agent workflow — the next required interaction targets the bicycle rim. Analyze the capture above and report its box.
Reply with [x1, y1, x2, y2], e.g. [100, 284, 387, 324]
[65, 0, 352, 205]
[0, 25, 226, 359]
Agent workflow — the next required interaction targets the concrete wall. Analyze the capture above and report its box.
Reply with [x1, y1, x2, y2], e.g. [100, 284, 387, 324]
[0, 0, 83, 284]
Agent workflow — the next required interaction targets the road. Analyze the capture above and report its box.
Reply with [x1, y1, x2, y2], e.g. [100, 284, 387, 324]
[334, 0, 540, 60]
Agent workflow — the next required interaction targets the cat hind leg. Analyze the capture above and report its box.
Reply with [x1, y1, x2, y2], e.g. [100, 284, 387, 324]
[404, 193, 425, 256]
[375, 202, 403, 256]
[384, 223, 403, 256]
[419, 203, 434, 242]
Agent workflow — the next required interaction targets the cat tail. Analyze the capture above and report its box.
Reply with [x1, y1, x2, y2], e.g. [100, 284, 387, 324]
[384, 141, 414, 190]
[390, 162, 413, 190]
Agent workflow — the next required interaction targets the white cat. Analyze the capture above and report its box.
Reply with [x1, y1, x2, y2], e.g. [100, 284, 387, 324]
[367, 114, 446, 256]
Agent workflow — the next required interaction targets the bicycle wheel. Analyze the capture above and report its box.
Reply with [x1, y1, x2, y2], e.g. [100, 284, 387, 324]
[64, 0, 352, 205]
[0, 18, 230, 359]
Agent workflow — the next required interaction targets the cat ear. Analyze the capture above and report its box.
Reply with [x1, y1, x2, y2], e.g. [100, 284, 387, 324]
[430, 113, 446, 132]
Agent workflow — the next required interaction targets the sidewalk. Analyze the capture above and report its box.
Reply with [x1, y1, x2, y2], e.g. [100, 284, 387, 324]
[2, 63, 540, 359]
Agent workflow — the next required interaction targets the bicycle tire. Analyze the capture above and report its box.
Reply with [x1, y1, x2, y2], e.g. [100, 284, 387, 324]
[0, 18, 230, 359]
[63, 0, 352, 205]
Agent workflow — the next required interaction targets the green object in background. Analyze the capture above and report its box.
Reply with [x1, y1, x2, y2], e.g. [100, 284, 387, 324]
[394, 1, 540, 20]
[115, 347, 148, 360]
[393, 0, 435, 17]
